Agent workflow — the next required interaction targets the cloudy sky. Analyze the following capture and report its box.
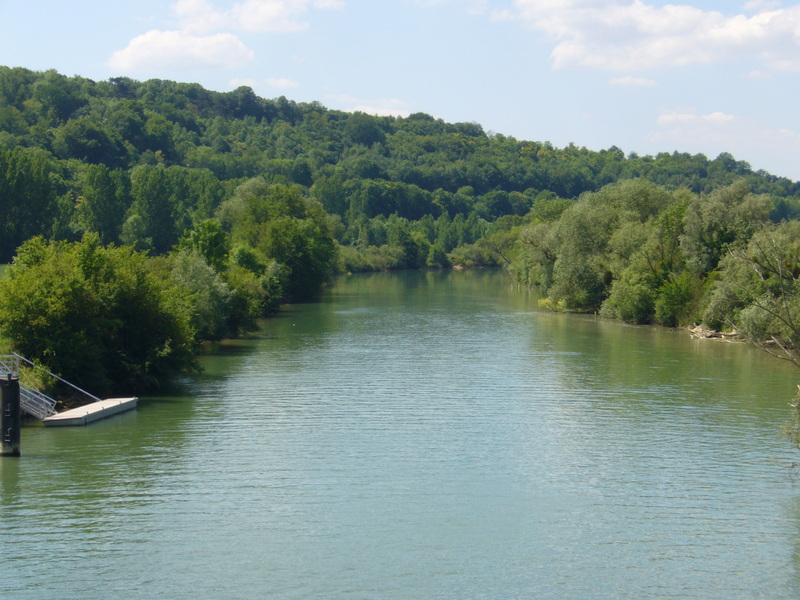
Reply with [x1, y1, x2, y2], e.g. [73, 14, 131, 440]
[2, 0, 800, 180]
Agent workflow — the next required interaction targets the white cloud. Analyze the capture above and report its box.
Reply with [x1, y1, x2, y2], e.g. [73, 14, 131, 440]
[108, 30, 254, 72]
[110, 1, 343, 75]
[266, 77, 301, 89]
[230, 0, 311, 33]
[656, 109, 736, 126]
[173, 0, 225, 34]
[703, 111, 735, 124]
[650, 108, 800, 178]
[500, 0, 800, 71]
[609, 75, 656, 86]
[174, 0, 345, 34]
[414, 0, 489, 15]
[656, 110, 699, 126]
[313, 0, 344, 8]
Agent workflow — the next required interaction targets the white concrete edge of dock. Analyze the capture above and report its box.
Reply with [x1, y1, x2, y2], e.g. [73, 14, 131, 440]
[42, 397, 138, 427]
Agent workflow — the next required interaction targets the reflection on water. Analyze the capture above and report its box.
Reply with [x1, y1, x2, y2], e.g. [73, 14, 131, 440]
[2, 269, 800, 599]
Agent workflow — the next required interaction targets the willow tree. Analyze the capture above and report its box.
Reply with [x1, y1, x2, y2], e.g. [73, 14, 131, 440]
[704, 221, 800, 451]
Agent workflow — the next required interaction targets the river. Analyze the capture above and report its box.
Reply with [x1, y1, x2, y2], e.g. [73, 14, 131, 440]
[2, 269, 800, 599]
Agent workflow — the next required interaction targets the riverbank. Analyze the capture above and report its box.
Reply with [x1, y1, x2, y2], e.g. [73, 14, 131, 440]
[688, 324, 740, 341]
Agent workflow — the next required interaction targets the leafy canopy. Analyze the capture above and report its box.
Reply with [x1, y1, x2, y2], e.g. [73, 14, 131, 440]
[0, 234, 197, 394]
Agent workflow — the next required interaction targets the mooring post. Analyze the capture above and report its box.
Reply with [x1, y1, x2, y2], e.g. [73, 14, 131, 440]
[1, 374, 21, 457]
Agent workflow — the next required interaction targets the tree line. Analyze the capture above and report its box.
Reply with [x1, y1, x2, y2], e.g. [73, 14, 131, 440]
[2, 66, 800, 398]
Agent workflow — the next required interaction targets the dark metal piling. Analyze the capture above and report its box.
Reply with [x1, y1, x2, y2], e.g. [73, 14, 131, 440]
[1, 375, 21, 457]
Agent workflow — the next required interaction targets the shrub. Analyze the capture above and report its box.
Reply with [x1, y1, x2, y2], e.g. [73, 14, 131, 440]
[0, 235, 197, 395]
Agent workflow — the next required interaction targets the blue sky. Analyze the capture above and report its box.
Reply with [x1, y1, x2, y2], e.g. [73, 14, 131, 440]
[2, 0, 800, 180]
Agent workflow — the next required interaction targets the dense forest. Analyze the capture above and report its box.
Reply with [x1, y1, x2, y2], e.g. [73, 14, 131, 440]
[2, 66, 800, 398]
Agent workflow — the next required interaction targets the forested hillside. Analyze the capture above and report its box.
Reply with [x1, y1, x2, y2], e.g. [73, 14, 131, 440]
[2, 67, 799, 263]
[2, 66, 800, 393]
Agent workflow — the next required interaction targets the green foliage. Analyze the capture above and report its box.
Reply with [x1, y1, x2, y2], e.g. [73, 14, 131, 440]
[344, 112, 386, 147]
[225, 262, 283, 322]
[71, 163, 130, 244]
[167, 251, 233, 341]
[178, 218, 230, 271]
[528, 193, 573, 223]
[0, 235, 197, 394]
[1, 66, 796, 261]
[3, 66, 800, 391]
[125, 165, 177, 253]
[52, 118, 127, 167]
[448, 243, 496, 268]
[219, 179, 337, 301]
[601, 253, 656, 323]
[262, 216, 335, 300]
[426, 243, 450, 269]
[537, 297, 567, 312]
[511, 221, 556, 289]
[512, 179, 772, 329]
[654, 272, 700, 327]
[680, 180, 772, 275]
[545, 187, 622, 310]
[338, 243, 405, 273]
[0, 148, 57, 261]
[705, 221, 800, 352]
[29, 69, 88, 123]
[343, 178, 437, 221]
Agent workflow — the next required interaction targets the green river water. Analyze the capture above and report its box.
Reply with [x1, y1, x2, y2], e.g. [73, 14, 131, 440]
[2, 269, 800, 599]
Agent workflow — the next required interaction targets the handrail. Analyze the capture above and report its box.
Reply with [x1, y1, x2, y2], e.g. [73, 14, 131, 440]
[13, 353, 101, 404]
[0, 354, 20, 376]
[0, 355, 58, 419]
[19, 384, 57, 419]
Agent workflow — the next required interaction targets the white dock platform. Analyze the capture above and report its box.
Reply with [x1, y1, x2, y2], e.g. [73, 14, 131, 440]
[42, 397, 138, 427]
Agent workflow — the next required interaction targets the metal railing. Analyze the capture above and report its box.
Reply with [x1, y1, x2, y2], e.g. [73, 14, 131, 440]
[0, 353, 100, 420]
[0, 354, 20, 378]
[19, 385, 57, 420]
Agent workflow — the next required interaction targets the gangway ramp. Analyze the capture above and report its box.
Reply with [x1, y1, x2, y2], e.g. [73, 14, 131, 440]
[19, 384, 57, 419]
[0, 354, 136, 425]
